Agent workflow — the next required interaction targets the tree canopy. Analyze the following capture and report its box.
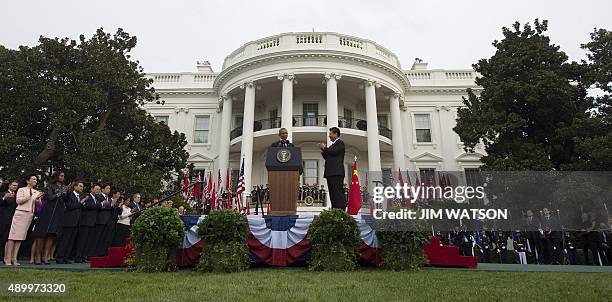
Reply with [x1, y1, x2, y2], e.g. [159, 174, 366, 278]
[454, 19, 611, 171]
[0, 28, 189, 197]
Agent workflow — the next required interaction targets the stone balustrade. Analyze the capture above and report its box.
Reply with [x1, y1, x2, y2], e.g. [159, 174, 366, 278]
[222, 32, 401, 70]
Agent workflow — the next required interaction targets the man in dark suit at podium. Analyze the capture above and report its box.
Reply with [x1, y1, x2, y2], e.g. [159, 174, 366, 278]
[318, 127, 345, 210]
[270, 128, 294, 147]
[270, 128, 302, 176]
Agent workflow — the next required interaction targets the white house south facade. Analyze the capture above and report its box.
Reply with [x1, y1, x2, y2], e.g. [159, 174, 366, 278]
[143, 32, 485, 211]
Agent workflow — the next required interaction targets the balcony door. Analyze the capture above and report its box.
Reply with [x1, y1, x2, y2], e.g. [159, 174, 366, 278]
[303, 103, 318, 126]
[343, 108, 353, 128]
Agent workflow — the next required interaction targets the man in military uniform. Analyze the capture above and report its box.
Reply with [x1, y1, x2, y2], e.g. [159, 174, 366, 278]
[318, 185, 326, 204]
[342, 183, 349, 206]
[564, 231, 578, 265]
[514, 230, 528, 264]
[580, 212, 599, 265]
[541, 207, 562, 264]
[479, 229, 492, 263]
[524, 209, 542, 264]
[257, 185, 267, 214]
[604, 218, 612, 265]
[496, 230, 508, 264]
[297, 185, 303, 203]
[251, 186, 260, 215]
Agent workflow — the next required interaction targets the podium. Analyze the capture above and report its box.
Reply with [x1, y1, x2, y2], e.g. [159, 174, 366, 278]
[265, 147, 302, 216]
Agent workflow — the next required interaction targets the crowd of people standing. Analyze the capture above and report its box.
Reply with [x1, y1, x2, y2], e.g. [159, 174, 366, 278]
[0, 172, 139, 266]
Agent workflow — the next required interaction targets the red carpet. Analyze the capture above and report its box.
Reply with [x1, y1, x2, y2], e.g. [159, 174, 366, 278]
[90, 241, 133, 268]
[92, 236, 477, 269]
[423, 236, 477, 268]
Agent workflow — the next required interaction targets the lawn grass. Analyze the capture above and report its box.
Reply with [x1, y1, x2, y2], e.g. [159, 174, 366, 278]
[1, 267, 611, 301]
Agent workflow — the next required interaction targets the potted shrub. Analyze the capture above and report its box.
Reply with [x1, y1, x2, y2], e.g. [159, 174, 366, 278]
[308, 209, 361, 271]
[376, 207, 430, 271]
[196, 209, 249, 273]
[130, 206, 185, 272]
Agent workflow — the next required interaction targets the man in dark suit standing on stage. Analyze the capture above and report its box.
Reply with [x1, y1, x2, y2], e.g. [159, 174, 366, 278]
[75, 184, 100, 262]
[270, 128, 294, 148]
[270, 128, 303, 175]
[318, 127, 345, 210]
[0, 180, 18, 258]
[56, 180, 85, 264]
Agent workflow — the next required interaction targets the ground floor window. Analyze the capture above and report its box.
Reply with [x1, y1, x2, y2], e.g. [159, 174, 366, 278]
[302, 159, 319, 185]
[419, 168, 436, 185]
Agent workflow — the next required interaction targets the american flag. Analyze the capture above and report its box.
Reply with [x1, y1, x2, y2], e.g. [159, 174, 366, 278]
[203, 171, 211, 202]
[236, 160, 245, 212]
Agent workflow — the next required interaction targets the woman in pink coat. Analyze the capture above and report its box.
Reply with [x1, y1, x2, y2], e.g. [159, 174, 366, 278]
[3, 174, 43, 266]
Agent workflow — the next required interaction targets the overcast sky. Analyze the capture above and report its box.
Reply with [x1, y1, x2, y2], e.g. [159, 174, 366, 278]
[2, 0, 611, 73]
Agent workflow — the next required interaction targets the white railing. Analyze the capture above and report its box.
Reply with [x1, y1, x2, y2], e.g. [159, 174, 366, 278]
[257, 37, 280, 50]
[445, 71, 474, 80]
[153, 75, 181, 83]
[148, 73, 217, 88]
[339, 36, 363, 49]
[405, 70, 478, 84]
[296, 34, 323, 44]
[406, 72, 431, 80]
[222, 32, 401, 70]
[194, 74, 216, 82]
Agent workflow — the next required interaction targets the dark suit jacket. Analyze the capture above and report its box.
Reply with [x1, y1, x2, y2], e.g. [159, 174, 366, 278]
[63, 192, 82, 228]
[95, 194, 113, 225]
[79, 193, 99, 227]
[321, 139, 345, 178]
[270, 140, 295, 148]
[130, 202, 142, 223]
[0, 191, 17, 225]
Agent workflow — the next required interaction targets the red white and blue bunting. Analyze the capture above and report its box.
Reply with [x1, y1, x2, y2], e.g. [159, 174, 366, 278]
[176, 214, 382, 267]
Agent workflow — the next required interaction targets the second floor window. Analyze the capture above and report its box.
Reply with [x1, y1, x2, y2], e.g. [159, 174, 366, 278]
[414, 114, 432, 143]
[269, 108, 279, 128]
[234, 115, 243, 128]
[194, 116, 210, 143]
[378, 114, 388, 128]
[303, 103, 318, 126]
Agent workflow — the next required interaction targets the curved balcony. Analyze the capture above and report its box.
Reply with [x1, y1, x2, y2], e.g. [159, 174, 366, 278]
[230, 115, 392, 140]
[222, 32, 401, 71]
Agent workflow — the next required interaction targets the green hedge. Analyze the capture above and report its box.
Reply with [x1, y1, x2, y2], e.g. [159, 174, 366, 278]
[196, 209, 249, 273]
[130, 207, 185, 272]
[376, 207, 431, 271]
[307, 209, 361, 271]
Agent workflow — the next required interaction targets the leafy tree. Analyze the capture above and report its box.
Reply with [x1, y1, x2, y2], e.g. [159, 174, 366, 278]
[0, 28, 188, 196]
[560, 28, 612, 170]
[454, 19, 586, 170]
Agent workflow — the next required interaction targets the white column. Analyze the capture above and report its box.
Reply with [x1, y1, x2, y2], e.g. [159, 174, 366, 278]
[279, 74, 294, 142]
[218, 94, 233, 188]
[240, 81, 256, 196]
[325, 73, 341, 144]
[390, 92, 406, 173]
[365, 80, 382, 208]
[365, 80, 382, 174]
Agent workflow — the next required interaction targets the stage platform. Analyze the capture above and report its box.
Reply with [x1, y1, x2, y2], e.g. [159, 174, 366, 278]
[0, 262, 124, 272]
[2, 262, 612, 273]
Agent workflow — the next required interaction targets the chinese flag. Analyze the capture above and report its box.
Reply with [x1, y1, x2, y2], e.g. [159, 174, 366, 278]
[347, 158, 362, 215]
[194, 172, 201, 201]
